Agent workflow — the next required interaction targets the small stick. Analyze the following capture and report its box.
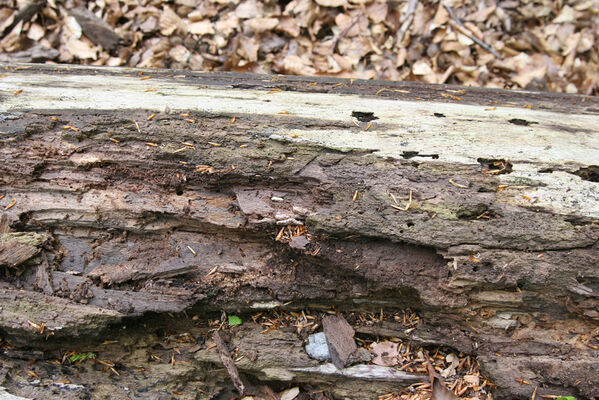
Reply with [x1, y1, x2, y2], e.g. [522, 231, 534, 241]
[332, 17, 360, 54]
[396, 0, 419, 43]
[212, 331, 245, 395]
[444, 5, 500, 58]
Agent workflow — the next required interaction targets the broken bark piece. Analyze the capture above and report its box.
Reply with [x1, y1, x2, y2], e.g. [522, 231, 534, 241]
[87, 261, 197, 285]
[322, 315, 358, 369]
[68, 8, 121, 50]
[0, 214, 9, 234]
[0, 232, 47, 268]
[212, 330, 245, 395]
[34, 254, 54, 295]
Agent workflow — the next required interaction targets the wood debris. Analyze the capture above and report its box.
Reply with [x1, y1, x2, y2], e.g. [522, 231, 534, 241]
[212, 331, 245, 395]
[322, 314, 358, 369]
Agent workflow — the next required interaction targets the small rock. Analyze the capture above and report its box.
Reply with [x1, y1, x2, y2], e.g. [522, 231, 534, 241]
[271, 196, 284, 202]
[305, 332, 330, 361]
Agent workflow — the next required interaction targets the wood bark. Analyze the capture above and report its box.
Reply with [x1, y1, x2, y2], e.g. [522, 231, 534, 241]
[0, 63, 598, 399]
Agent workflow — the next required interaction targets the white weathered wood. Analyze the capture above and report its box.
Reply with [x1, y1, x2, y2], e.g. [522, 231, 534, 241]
[1, 66, 597, 218]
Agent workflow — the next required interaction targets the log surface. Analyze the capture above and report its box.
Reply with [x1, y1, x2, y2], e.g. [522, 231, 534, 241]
[0, 63, 598, 399]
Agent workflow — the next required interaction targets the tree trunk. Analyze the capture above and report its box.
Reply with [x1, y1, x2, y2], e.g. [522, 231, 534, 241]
[0, 63, 598, 400]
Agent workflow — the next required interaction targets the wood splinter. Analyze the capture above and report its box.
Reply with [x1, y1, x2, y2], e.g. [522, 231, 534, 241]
[212, 331, 245, 395]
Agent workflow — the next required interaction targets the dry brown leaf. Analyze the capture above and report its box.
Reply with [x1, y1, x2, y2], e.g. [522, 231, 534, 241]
[0, 9, 15, 34]
[235, 0, 263, 19]
[553, 5, 576, 24]
[65, 37, 98, 60]
[237, 34, 259, 62]
[139, 16, 158, 33]
[315, 0, 347, 7]
[412, 60, 433, 76]
[0, 20, 24, 52]
[169, 45, 190, 63]
[26, 22, 44, 41]
[282, 54, 316, 75]
[159, 6, 186, 36]
[370, 341, 402, 367]
[244, 17, 278, 33]
[188, 20, 215, 35]
[215, 15, 239, 36]
[365, 2, 387, 24]
[276, 16, 300, 37]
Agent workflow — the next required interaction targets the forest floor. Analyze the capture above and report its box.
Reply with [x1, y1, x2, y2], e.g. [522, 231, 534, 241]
[0, 0, 597, 95]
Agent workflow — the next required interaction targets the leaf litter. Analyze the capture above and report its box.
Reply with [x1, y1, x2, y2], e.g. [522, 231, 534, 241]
[0, 0, 597, 94]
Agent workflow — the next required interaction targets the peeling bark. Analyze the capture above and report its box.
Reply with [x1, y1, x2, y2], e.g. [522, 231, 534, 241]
[0, 63, 598, 399]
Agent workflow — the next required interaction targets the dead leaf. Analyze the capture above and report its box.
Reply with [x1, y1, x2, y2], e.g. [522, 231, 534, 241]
[276, 16, 300, 37]
[188, 20, 215, 36]
[244, 17, 279, 33]
[315, 0, 347, 7]
[159, 6, 186, 36]
[366, 2, 387, 24]
[235, 0, 263, 19]
[412, 60, 433, 76]
[26, 22, 44, 41]
[282, 54, 316, 75]
[238, 34, 259, 62]
[370, 341, 402, 367]
[440, 353, 459, 378]
[65, 37, 98, 60]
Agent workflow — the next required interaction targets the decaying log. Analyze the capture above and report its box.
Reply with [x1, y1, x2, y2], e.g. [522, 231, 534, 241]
[0, 63, 598, 399]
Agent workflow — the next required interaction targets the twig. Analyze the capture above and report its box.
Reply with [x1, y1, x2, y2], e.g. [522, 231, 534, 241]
[396, 0, 419, 44]
[332, 17, 360, 54]
[443, 5, 500, 58]
[212, 331, 245, 395]
[391, 190, 413, 211]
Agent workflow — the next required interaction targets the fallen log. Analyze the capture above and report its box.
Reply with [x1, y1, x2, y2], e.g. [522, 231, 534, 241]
[0, 63, 598, 399]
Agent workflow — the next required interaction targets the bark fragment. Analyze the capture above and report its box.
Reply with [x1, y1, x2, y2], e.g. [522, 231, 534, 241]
[322, 315, 358, 369]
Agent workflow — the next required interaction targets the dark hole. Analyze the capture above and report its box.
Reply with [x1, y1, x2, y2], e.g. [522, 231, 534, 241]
[538, 168, 553, 173]
[472, 265, 478, 272]
[402, 151, 439, 159]
[508, 118, 536, 126]
[176, 187, 184, 196]
[571, 166, 599, 182]
[351, 111, 378, 123]
[406, 221, 414, 227]
[433, 113, 446, 118]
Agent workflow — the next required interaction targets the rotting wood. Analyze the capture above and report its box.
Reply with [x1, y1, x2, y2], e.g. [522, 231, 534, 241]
[0, 63, 598, 399]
